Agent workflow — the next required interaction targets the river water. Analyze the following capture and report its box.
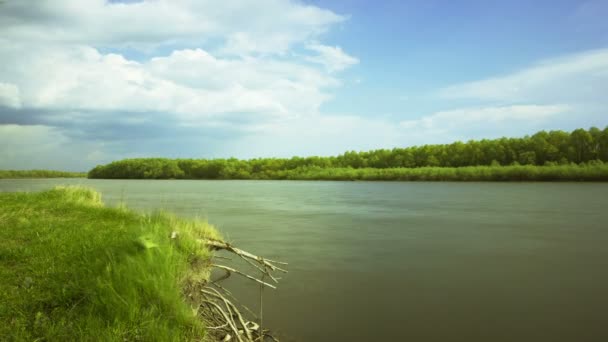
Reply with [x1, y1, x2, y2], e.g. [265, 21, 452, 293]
[2, 179, 608, 341]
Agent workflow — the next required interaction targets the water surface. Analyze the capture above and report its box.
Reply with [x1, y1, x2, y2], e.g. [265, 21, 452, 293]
[2, 179, 607, 341]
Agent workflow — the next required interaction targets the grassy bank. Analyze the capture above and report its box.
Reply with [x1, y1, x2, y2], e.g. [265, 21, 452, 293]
[0, 170, 86, 179]
[0, 186, 221, 341]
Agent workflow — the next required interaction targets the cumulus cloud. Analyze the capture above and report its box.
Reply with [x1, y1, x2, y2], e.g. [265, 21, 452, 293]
[0, 0, 362, 169]
[0, 0, 351, 122]
[0, 0, 344, 53]
[2, 45, 316, 119]
[438, 48, 608, 104]
[1, 0, 606, 170]
[0, 43, 342, 127]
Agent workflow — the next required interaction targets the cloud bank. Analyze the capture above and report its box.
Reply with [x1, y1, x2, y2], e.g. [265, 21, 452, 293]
[0, 0, 362, 169]
[0, 1, 606, 170]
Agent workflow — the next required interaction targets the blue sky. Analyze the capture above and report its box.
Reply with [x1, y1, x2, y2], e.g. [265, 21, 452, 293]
[314, 0, 608, 113]
[1, 0, 607, 170]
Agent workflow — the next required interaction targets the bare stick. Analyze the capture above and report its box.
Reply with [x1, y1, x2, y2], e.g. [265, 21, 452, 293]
[207, 322, 229, 330]
[202, 300, 243, 342]
[201, 239, 288, 273]
[196, 239, 287, 341]
[234, 252, 280, 284]
[202, 288, 253, 341]
[259, 273, 264, 342]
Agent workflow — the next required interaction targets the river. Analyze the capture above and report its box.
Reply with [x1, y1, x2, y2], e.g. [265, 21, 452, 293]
[2, 179, 607, 341]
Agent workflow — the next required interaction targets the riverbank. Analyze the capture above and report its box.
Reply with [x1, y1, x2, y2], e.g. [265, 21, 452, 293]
[276, 163, 608, 181]
[0, 186, 220, 340]
[88, 161, 608, 181]
[86, 127, 608, 180]
[0, 170, 86, 179]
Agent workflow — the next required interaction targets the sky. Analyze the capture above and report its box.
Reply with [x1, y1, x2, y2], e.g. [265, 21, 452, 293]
[1, 0, 607, 171]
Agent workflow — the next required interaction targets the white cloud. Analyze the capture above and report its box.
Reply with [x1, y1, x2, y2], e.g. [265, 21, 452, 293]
[439, 48, 608, 104]
[0, 44, 339, 126]
[2, 1, 604, 171]
[0, 0, 354, 130]
[305, 43, 359, 72]
[0, 0, 344, 54]
[424, 48, 608, 142]
[0, 0, 361, 169]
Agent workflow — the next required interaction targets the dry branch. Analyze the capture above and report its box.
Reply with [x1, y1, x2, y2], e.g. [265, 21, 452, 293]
[202, 288, 253, 341]
[202, 300, 243, 342]
[201, 239, 288, 273]
[196, 238, 287, 342]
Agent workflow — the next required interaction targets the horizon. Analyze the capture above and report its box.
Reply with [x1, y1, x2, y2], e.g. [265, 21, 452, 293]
[4, 125, 607, 173]
[1, 0, 607, 171]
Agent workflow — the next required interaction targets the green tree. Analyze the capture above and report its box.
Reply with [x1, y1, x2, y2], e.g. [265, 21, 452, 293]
[570, 128, 593, 163]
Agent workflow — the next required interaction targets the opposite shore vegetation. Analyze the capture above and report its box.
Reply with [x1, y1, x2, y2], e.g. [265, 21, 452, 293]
[2, 127, 608, 181]
[89, 127, 608, 181]
[0, 170, 86, 179]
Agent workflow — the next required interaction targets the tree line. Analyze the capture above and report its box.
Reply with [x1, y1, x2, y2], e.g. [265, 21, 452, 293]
[88, 127, 608, 181]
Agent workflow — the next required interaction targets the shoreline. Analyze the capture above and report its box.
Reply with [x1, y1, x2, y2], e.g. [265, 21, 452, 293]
[0, 186, 281, 341]
[87, 163, 608, 182]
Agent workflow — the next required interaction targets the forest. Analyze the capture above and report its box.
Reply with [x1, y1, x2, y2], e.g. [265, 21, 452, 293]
[88, 127, 608, 181]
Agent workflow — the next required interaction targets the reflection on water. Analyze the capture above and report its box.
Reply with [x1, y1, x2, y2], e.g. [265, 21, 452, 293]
[2, 179, 608, 341]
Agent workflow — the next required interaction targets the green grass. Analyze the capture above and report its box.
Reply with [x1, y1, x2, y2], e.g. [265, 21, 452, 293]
[88, 158, 608, 181]
[0, 186, 221, 341]
[276, 163, 608, 181]
[0, 170, 86, 179]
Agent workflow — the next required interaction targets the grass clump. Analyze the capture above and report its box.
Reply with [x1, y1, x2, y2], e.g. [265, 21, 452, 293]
[0, 186, 221, 341]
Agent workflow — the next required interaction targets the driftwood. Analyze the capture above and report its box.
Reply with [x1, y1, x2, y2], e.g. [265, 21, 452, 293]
[195, 237, 288, 342]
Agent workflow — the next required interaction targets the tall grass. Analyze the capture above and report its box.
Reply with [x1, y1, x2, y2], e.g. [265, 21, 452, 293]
[277, 163, 608, 181]
[0, 186, 220, 341]
[88, 158, 608, 181]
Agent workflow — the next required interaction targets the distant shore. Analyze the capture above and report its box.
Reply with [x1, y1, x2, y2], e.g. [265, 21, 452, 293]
[3, 164, 607, 182]
[0, 170, 86, 179]
[85, 127, 608, 181]
[86, 162, 608, 182]
[4, 127, 608, 182]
